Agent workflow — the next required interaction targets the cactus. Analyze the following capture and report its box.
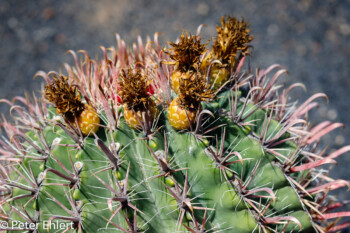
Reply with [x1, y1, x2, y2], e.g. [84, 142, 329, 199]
[0, 15, 349, 233]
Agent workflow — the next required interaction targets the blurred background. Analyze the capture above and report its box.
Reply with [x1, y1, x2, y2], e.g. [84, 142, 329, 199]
[0, 0, 349, 231]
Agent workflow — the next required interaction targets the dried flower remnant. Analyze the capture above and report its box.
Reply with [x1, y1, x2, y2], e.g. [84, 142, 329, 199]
[44, 76, 84, 121]
[118, 67, 158, 130]
[177, 71, 214, 111]
[212, 15, 252, 64]
[202, 15, 253, 89]
[167, 32, 206, 72]
[165, 32, 206, 93]
[44, 75, 100, 136]
[168, 71, 213, 130]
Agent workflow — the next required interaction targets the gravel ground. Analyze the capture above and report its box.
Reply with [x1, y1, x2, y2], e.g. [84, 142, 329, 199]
[0, 0, 349, 231]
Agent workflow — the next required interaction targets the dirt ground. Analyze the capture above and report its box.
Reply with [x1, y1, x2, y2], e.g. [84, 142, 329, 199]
[1, 0, 349, 231]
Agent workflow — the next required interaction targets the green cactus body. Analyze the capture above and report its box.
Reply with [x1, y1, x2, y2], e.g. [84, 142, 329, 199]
[0, 16, 349, 233]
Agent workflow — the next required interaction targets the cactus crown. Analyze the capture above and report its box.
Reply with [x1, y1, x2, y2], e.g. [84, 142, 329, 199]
[44, 75, 84, 121]
[166, 32, 206, 72]
[212, 15, 253, 65]
[118, 67, 152, 111]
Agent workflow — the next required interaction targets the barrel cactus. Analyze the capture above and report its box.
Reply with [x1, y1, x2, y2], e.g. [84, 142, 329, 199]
[0, 15, 349, 233]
